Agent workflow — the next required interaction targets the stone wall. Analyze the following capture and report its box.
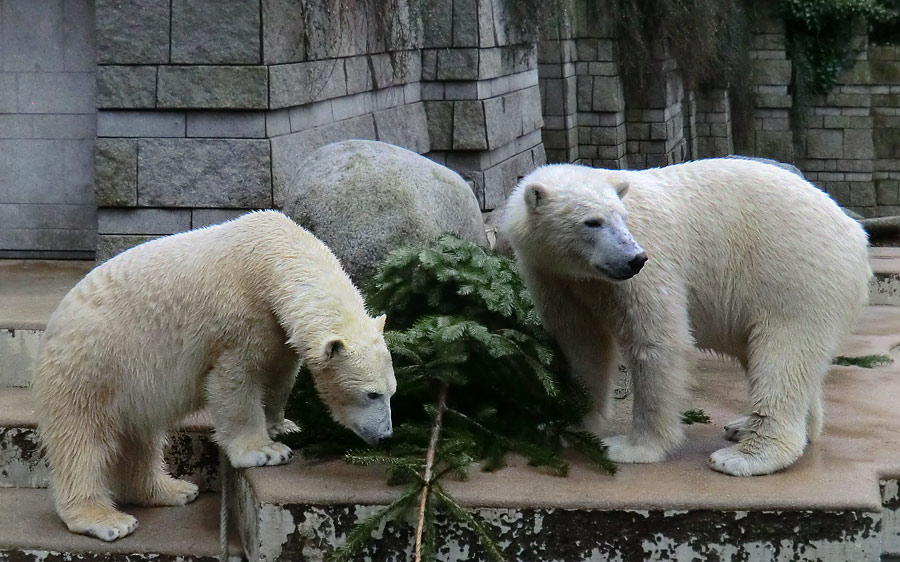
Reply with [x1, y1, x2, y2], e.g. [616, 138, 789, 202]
[92, 0, 548, 260]
[6, 1, 900, 257]
[0, 0, 97, 259]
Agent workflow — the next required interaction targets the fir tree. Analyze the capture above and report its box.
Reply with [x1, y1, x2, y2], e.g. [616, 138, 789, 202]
[283, 235, 614, 561]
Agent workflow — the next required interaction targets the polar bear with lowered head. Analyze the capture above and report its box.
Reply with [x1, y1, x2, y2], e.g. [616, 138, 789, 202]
[501, 159, 870, 477]
[32, 210, 395, 541]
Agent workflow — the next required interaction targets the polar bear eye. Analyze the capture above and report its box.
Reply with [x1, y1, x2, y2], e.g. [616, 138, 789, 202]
[367, 392, 383, 400]
[583, 218, 605, 228]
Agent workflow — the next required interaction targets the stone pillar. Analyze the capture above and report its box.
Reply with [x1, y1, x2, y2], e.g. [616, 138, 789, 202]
[624, 47, 686, 170]
[801, 29, 874, 216]
[422, 0, 546, 211]
[692, 88, 734, 159]
[538, 15, 579, 164]
[869, 44, 900, 216]
[747, 17, 793, 163]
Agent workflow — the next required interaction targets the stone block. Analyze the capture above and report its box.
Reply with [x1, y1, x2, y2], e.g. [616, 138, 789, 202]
[95, 139, 137, 207]
[186, 112, 267, 138]
[63, 1, 96, 71]
[592, 75, 623, 112]
[97, 111, 185, 138]
[1, 0, 63, 72]
[374, 103, 431, 154]
[479, 48, 503, 79]
[332, 92, 374, 122]
[422, 0, 452, 47]
[98, 208, 191, 235]
[870, 60, 900, 84]
[453, 0, 478, 47]
[138, 139, 272, 207]
[877, 180, 900, 205]
[453, 100, 488, 150]
[171, 0, 260, 64]
[31, 114, 96, 140]
[875, 127, 900, 159]
[753, 59, 791, 85]
[345, 56, 373, 95]
[374, 86, 405, 110]
[806, 129, 844, 159]
[97, 66, 157, 109]
[844, 129, 875, 160]
[438, 49, 479, 81]
[576, 76, 593, 112]
[96, 235, 160, 263]
[850, 181, 877, 207]
[289, 100, 334, 132]
[192, 208, 248, 228]
[424, 101, 453, 150]
[261, 0, 305, 64]
[270, 60, 347, 108]
[755, 130, 793, 162]
[96, 0, 169, 64]
[484, 93, 522, 149]
[755, 93, 793, 109]
[477, 0, 496, 48]
[16, 72, 95, 114]
[444, 82, 478, 100]
[157, 66, 268, 109]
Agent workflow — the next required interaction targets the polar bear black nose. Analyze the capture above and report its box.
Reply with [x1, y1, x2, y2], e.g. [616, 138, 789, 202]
[628, 253, 648, 274]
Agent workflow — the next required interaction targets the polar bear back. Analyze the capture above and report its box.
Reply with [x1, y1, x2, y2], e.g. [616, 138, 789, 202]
[37, 211, 362, 426]
[608, 159, 869, 351]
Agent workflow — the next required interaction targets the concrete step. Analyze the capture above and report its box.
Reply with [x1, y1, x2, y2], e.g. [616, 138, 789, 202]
[0, 388, 220, 491]
[235, 305, 900, 562]
[0, 259, 93, 389]
[0, 488, 243, 561]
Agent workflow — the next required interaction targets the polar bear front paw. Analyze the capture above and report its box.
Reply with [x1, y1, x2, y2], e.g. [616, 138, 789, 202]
[267, 418, 301, 439]
[66, 508, 138, 542]
[229, 441, 294, 468]
[723, 416, 753, 442]
[603, 435, 670, 464]
[708, 443, 795, 476]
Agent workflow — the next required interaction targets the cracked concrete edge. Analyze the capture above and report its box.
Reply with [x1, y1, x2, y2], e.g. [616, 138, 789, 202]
[236, 494, 884, 562]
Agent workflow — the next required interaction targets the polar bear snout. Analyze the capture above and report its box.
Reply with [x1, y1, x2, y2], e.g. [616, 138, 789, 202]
[628, 252, 648, 274]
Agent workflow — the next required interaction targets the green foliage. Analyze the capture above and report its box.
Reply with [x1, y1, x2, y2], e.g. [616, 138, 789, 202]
[832, 353, 894, 367]
[284, 236, 613, 561]
[782, 0, 896, 94]
[681, 408, 712, 425]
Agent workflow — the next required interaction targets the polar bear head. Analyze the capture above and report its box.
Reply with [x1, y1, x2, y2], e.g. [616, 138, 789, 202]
[502, 164, 647, 282]
[309, 314, 396, 446]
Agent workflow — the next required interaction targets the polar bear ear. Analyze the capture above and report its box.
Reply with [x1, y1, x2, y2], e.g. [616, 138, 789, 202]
[374, 314, 387, 331]
[524, 183, 547, 212]
[322, 337, 346, 360]
[611, 177, 629, 198]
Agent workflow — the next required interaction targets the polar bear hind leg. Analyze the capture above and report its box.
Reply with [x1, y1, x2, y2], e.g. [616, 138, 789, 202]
[115, 432, 199, 507]
[206, 350, 294, 468]
[709, 325, 830, 476]
[41, 403, 138, 541]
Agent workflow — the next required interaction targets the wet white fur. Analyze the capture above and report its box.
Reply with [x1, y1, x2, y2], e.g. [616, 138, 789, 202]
[501, 159, 871, 477]
[32, 210, 395, 541]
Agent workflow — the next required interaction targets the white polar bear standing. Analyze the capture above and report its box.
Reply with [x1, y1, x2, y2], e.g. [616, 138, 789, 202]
[32, 210, 396, 541]
[501, 159, 870, 477]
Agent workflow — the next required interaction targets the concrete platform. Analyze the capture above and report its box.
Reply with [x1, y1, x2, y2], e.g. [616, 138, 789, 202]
[0, 489, 242, 561]
[237, 305, 900, 562]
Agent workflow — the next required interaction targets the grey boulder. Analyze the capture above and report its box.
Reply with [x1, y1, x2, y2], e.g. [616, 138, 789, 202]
[283, 140, 487, 281]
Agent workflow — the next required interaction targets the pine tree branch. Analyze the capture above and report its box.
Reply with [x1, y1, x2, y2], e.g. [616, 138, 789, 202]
[415, 383, 448, 562]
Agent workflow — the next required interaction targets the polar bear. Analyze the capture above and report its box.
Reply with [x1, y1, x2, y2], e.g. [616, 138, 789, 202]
[501, 159, 870, 477]
[32, 210, 396, 541]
